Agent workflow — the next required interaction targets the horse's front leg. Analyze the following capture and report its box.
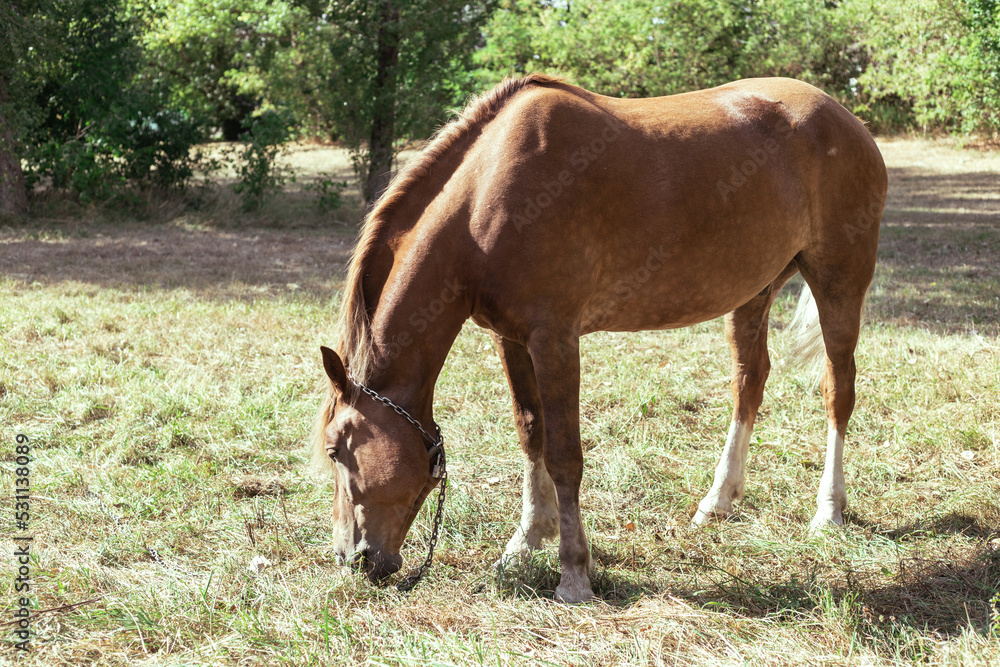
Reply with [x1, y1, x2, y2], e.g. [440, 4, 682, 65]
[527, 328, 593, 603]
[490, 332, 560, 565]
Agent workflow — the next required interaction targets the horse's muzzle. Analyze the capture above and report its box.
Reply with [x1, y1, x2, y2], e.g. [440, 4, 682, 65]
[345, 544, 402, 583]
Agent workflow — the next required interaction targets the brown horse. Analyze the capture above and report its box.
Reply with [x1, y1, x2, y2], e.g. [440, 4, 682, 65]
[312, 74, 887, 603]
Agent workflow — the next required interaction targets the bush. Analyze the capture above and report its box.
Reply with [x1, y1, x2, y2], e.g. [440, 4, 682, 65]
[25, 91, 207, 203]
[475, 0, 861, 99]
[231, 110, 295, 211]
[17, 0, 211, 204]
[849, 0, 1000, 136]
[304, 175, 349, 213]
[106, 107, 204, 188]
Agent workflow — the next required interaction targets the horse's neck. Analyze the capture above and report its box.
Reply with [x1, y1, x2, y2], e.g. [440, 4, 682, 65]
[365, 232, 469, 420]
[359, 130, 478, 418]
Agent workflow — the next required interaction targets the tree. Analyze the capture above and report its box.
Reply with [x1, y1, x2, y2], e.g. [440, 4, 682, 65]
[0, 0, 43, 216]
[134, 0, 307, 140]
[317, 0, 496, 206]
[133, 0, 497, 206]
[0, 66, 29, 216]
[2, 0, 212, 205]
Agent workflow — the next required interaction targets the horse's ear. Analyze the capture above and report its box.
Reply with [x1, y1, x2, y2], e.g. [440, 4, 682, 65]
[320, 346, 349, 395]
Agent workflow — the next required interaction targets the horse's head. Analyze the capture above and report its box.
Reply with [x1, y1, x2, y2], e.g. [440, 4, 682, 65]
[312, 346, 441, 582]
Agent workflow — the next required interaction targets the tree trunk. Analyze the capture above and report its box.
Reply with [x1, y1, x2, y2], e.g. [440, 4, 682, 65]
[363, 1, 400, 207]
[0, 76, 28, 217]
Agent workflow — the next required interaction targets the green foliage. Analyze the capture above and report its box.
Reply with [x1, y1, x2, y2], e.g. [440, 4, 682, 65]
[739, 0, 866, 96]
[9, 0, 1000, 215]
[30, 0, 142, 140]
[132, 0, 495, 204]
[108, 104, 205, 188]
[961, 0, 1000, 133]
[133, 0, 308, 140]
[7, 0, 210, 203]
[475, 0, 860, 99]
[304, 175, 350, 213]
[850, 0, 1000, 135]
[991, 591, 1000, 637]
[317, 0, 493, 143]
[473, 0, 997, 136]
[27, 139, 118, 203]
[1, 0, 49, 149]
[313, 0, 496, 202]
[231, 110, 295, 211]
[26, 85, 206, 202]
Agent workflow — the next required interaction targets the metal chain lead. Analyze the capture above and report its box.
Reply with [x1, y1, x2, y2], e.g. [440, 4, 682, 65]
[396, 470, 447, 593]
[346, 371, 448, 592]
[348, 372, 443, 452]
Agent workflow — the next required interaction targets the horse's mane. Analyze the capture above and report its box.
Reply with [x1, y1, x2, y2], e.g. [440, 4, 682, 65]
[334, 73, 565, 391]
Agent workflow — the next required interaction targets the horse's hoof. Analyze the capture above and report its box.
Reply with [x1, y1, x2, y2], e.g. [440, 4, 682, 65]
[692, 507, 729, 527]
[554, 584, 595, 604]
[493, 541, 532, 571]
[691, 509, 713, 527]
[808, 512, 845, 533]
[492, 553, 516, 571]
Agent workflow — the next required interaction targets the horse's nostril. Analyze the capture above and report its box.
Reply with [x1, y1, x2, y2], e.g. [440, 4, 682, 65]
[347, 549, 367, 570]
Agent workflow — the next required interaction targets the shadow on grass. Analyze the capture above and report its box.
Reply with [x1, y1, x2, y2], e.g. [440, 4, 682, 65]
[868, 167, 1000, 335]
[672, 537, 999, 645]
[0, 215, 356, 300]
[848, 511, 999, 541]
[474, 546, 665, 604]
[855, 547, 1000, 636]
[470, 512, 1000, 629]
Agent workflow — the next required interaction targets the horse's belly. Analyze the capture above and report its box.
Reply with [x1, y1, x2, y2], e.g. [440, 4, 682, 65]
[578, 248, 795, 333]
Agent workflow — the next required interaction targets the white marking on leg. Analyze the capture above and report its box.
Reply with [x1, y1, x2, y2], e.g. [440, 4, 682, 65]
[810, 423, 847, 531]
[496, 457, 560, 566]
[693, 421, 752, 526]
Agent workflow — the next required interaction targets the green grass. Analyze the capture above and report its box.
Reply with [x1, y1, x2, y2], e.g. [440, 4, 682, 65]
[1, 138, 999, 665]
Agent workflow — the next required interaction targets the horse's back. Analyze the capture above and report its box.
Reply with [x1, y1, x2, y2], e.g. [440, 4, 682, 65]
[460, 78, 886, 335]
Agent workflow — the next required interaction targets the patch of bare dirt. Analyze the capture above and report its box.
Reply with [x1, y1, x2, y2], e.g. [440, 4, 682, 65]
[0, 224, 354, 299]
[873, 138, 1000, 334]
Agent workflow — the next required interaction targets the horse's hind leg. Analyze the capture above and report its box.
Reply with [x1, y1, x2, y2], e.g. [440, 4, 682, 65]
[694, 270, 795, 526]
[490, 332, 560, 564]
[798, 271, 869, 530]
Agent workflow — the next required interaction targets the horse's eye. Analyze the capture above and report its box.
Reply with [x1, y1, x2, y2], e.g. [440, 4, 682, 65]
[326, 435, 340, 461]
[325, 426, 340, 461]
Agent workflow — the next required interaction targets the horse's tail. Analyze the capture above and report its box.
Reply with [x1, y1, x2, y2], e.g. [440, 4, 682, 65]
[789, 283, 826, 388]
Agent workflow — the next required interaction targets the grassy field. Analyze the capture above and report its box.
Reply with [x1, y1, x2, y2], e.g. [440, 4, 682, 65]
[1, 137, 999, 665]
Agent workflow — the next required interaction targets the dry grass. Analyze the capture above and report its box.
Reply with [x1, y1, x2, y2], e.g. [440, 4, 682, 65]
[1, 137, 998, 665]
